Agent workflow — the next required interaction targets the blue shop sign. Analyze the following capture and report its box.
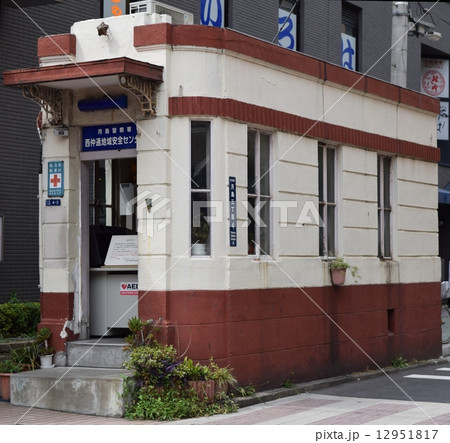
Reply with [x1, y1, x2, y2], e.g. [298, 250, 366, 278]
[82, 123, 137, 151]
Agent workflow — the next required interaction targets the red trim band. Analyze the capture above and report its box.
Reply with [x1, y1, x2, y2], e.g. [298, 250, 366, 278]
[169, 96, 440, 162]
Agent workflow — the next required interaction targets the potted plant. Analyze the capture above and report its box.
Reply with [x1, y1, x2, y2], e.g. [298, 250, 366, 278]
[329, 257, 360, 286]
[0, 359, 22, 401]
[36, 328, 55, 368]
[208, 358, 238, 397]
[191, 217, 210, 256]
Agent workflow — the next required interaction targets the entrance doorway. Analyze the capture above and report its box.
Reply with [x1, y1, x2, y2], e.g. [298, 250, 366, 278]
[82, 155, 139, 337]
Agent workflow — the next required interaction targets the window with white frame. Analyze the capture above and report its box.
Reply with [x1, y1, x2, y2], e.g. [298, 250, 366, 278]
[191, 121, 211, 256]
[318, 143, 336, 257]
[247, 130, 271, 256]
[378, 155, 392, 259]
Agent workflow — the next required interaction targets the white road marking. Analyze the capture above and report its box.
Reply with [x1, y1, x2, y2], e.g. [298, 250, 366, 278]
[404, 374, 450, 381]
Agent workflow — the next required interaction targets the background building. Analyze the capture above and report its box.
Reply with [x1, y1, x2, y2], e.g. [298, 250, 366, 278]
[0, 0, 100, 303]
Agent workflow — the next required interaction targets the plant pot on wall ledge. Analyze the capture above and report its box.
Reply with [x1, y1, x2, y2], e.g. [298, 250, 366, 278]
[328, 257, 361, 286]
[330, 268, 346, 286]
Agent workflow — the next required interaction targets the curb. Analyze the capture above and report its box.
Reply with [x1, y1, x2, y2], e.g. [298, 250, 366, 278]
[233, 356, 450, 409]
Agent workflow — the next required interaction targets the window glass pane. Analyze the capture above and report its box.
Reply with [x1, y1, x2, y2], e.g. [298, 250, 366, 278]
[191, 121, 210, 190]
[248, 196, 256, 255]
[259, 196, 271, 255]
[378, 209, 383, 257]
[384, 210, 391, 258]
[383, 157, 391, 208]
[260, 133, 271, 196]
[319, 203, 325, 256]
[326, 148, 335, 203]
[247, 131, 256, 195]
[377, 157, 381, 205]
[318, 145, 324, 201]
[327, 205, 335, 257]
[191, 192, 210, 255]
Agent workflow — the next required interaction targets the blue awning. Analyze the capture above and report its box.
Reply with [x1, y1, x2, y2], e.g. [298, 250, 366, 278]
[439, 188, 450, 205]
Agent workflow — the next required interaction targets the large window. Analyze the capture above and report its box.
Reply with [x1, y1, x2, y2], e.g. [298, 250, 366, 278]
[318, 144, 336, 258]
[247, 130, 271, 256]
[191, 121, 211, 256]
[378, 156, 392, 259]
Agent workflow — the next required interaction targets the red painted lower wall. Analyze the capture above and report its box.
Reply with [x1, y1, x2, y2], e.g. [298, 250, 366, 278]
[139, 282, 441, 389]
[39, 292, 78, 351]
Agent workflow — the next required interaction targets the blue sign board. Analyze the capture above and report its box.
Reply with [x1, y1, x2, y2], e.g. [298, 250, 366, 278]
[82, 123, 137, 151]
[229, 176, 237, 247]
[46, 199, 61, 207]
[48, 161, 64, 197]
[341, 33, 356, 71]
[200, 0, 224, 28]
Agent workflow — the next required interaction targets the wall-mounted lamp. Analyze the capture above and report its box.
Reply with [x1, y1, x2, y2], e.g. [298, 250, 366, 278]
[410, 17, 442, 42]
[97, 22, 109, 36]
[54, 127, 69, 137]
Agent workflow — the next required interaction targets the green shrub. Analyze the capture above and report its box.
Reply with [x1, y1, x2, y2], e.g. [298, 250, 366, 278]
[0, 300, 40, 339]
[121, 316, 240, 421]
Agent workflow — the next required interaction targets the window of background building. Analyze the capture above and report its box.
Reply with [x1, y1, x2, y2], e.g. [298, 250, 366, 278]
[278, 0, 299, 51]
[248, 130, 271, 256]
[341, 3, 359, 71]
[191, 121, 211, 256]
[319, 143, 336, 258]
[378, 156, 392, 259]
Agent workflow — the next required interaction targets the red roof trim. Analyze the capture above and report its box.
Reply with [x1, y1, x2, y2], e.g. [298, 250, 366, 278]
[169, 96, 440, 163]
[3, 57, 163, 87]
[135, 24, 439, 115]
[38, 34, 76, 58]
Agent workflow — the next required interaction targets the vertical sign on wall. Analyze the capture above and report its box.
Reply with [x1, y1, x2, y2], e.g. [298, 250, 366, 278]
[48, 161, 64, 198]
[278, 8, 297, 50]
[103, 0, 126, 17]
[229, 176, 237, 247]
[421, 58, 449, 141]
[341, 33, 356, 71]
[200, 0, 224, 28]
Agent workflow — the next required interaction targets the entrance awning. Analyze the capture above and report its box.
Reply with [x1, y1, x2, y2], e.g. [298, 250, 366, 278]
[3, 57, 164, 124]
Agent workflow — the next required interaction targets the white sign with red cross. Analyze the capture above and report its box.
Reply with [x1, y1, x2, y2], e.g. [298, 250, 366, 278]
[48, 161, 64, 197]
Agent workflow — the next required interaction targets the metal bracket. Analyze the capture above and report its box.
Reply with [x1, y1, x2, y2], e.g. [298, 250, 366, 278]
[22, 85, 63, 126]
[119, 74, 158, 117]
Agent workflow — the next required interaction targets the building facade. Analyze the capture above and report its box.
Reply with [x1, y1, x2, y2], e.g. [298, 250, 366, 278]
[4, 1, 442, 386]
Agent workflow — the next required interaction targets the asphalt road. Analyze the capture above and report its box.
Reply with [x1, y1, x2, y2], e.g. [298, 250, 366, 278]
[317, 362, 450, 404]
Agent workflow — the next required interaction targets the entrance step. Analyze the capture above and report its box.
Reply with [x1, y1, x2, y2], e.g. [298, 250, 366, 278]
[66, 338, 129, 369]
[10, 367, 132, 417]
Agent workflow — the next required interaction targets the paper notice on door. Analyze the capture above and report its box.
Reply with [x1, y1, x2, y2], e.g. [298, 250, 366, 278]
[104, 235, 138, 266]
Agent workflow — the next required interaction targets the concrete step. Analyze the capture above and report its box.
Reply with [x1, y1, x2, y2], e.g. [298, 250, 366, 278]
[10, 367, 132, 417]
[66, 338, 129, 369]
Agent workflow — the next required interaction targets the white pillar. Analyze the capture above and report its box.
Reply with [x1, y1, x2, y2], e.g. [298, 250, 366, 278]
[391, 2, 409, 88]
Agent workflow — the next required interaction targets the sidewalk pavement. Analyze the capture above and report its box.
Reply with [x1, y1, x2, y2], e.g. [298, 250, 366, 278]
[1, 356, 449, 426]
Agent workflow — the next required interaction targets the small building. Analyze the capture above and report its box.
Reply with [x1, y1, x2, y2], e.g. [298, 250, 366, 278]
[4, 10, 442, 387]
